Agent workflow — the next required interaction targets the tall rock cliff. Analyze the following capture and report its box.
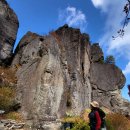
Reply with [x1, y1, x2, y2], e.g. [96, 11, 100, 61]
[90, 44, 130, 117]
[0, 0, 19, 65]
[12, 26, 92, 126]
[11, 25, 130, 129]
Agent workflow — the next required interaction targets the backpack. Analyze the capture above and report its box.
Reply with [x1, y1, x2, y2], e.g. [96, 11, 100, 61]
[97, 108, 106, 128]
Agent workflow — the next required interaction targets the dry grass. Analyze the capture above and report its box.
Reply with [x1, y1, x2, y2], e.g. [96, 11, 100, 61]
[81, 109, 91, 123]
[0, 86, 15, 111]
[0, 66, 17, 84]
[106, 113, 130, 130]
[62, 109, 130, 130]
[61, 116, 81, 123]
[4, 112, 24, 121]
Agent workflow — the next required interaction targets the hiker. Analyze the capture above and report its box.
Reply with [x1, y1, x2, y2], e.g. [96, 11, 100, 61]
[97, 107, 106, 130]
[88, 101, 101, 130]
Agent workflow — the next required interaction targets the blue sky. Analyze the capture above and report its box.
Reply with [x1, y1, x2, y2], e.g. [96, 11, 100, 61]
[6, 0, 130, 101]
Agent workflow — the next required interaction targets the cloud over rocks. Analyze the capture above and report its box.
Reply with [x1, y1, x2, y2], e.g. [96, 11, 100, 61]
[91, 0, 130, 59]
[91, 0, 130, 76]
[58, 6, 87, 32]
[91, 0, 113, 12]
[123, 62, 130, 75]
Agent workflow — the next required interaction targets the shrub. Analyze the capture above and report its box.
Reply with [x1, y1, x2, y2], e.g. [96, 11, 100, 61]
[0, 86, 15, 112]
[62, 110, 130, 130]
[106, 113, 130, 130]
[70, 118, 90, 130]
[62, 115, 90, 130]
[98, 57, 104, 64]
[81, 109, 91, 123]
[0, 66, 17, 84]
[4, 112, 23, 121]
[105, 55, 115, 64]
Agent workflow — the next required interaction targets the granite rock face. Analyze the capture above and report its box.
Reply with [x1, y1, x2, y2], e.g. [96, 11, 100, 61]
[0, 1, 130, 130]
[90, 63, 127, 111]
[12, 25, 92, 128]
[0, 0, 19, 65]
[90, 63, 125, 91]
[11, 25, 130, 129]
[90, 45, 130, 115]
[90, 43, 104, 63]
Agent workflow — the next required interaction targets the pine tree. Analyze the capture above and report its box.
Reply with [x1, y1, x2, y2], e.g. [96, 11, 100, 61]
[105, 55, 115, 64]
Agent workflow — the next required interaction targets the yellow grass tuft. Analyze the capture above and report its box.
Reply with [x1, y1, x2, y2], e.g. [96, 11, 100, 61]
[4, 112, 24, 121]
[106, 113, 130, 130]
[0, 86, 15, 111]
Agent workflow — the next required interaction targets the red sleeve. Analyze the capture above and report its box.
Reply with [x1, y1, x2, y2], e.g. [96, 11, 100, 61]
[95, 111, 101, 130]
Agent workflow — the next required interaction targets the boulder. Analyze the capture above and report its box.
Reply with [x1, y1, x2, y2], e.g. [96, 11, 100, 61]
[0, 0, 19, 65]
[90, 63, 130, 115]
[90, 63, 125, 91]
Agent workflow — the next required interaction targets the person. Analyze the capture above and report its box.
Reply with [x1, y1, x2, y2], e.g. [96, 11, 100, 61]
[88, 101, 101, 130]
[97, 107, 106, 130]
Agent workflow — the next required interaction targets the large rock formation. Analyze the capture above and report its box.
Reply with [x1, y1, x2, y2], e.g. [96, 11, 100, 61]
[0, 0, 19, 65]
[12, 25, 92, 128]
[11, 25, 130, 129]
[90, 44, 130, 117]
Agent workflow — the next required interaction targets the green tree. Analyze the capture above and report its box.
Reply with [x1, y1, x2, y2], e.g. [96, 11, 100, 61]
[105, 55, 115, 64]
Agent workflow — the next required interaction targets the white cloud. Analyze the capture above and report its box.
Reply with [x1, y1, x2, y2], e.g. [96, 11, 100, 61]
[91, 0, 104, 8]
[92, 0, 130, 60]
[58, 6, 87, 32]
[123, 62, 130, 75]
[91, 0, 113, 12]
[91, 0, 130, 100]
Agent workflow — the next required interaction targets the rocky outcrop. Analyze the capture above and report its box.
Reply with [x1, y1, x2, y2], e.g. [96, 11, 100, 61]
[0, 119, 25, 130]
[0, 0, 19, 65]
[90, 45, 129, 116]
[90, 63, 125, 91]
[11, 25, 130, 129]
[90, 63, 126, 108]
[12, 25, 92, 129]
[90, 43, 104, 63]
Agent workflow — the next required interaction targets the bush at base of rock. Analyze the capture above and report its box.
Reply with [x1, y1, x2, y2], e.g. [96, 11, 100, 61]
[106, 113, 130, 130]
[4, 112, 24, 121]
[61, 116, 89, 130]
[70, 119, 89, 130]
[0, 86, 15, 112]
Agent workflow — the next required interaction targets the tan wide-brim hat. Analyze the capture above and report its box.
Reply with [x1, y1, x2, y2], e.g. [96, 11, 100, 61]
[90, 101, 99, 108]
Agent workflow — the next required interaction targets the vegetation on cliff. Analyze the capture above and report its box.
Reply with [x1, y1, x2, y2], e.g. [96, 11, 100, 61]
[62, 109, 130, 130]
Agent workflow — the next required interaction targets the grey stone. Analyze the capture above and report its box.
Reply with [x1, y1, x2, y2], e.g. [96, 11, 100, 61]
[12, 25, 91, 128]
[90, 63, 126, 91]
[90, 63, 130, 115]
[0, 110, 5, 114]
[0, 0, 19, 65]
[10, 25, 130, 128]
[91, 43, 104, 63]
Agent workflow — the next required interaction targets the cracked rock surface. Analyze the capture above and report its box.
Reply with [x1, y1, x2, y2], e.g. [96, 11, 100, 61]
[0, 0, 19, 65]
